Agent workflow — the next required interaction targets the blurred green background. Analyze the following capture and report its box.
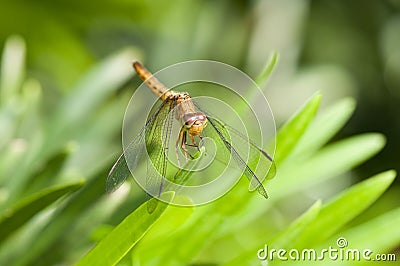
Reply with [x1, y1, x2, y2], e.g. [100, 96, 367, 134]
[1, 0, 399, 178]
[0, 0, 399, 265]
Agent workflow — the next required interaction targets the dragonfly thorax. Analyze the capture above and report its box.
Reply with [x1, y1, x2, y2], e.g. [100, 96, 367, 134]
[182, 112, 207, 136]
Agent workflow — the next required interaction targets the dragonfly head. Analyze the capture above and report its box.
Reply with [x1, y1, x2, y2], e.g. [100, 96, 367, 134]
[183, 112, 207, 135]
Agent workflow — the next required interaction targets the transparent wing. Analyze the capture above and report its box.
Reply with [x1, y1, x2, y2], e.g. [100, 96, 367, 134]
[220, 121, 276, 181]
[106, 128, 145, 193]
[144, 99, 175, 213]
[106, 100, 172, 194]
[145, 98, 175, 198]
[205, 116, 270, 198]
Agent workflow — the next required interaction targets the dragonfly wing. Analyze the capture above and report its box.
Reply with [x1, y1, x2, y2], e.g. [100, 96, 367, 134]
[106, 127, 146, 193]
[206, 116, 270, 199]
[145, 99, 175, 199]
[221, 122, 276, 181]
[106, 152, 129, 193]
[106, 100, 169, 194]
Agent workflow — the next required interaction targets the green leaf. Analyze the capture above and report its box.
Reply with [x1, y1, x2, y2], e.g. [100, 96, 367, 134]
[334, 205, 400, 255]
[291, 97, 356, 159]
[0, 180, 84, 242]
[236, 52, 278, 115]
[135, 195, 194, 255]
[0, 35, 25, 103]
[15, 171, 117, 266]
[272, 133, 386, 197]
[155, 211, 222, 266]
[223, 200, 322, 266]
[294, 170, 396, 247]
[255, 51, 278, 88]
[21, 151, 69, 195]
[274, 93, 321, 164]
[76, 192, 174, 266]
[271, 201, 322, 248]
[302, 206, 400, 266]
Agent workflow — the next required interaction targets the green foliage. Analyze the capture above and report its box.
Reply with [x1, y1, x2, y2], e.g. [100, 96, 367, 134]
[274, 92, 321, 164]
[78, 192, 175, 266]
[0, 36, 398, 266]
[0, 180, 84, 242]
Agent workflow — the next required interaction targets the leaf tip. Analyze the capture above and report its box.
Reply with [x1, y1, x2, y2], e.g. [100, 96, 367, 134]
[376, 169, 397, 184]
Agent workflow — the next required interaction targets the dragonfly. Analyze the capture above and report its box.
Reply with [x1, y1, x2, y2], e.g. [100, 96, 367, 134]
[106, 61, 276, 201]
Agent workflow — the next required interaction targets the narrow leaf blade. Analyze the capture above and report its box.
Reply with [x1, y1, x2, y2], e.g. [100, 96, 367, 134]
[76, 192, 174, 266]
[0, 180, 85, 242]
[295, 170, 396, 247]
[274, 93, 321, 164]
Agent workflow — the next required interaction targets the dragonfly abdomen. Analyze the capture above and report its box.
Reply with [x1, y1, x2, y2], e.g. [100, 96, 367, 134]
[133, 61, 173, 101]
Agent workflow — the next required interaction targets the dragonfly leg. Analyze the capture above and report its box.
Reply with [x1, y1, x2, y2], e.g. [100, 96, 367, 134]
[175, 129, 184, 167]
[198, 135, 204, 151]
[177, 128, 193, 163]
[182, 132, 194, 161]
[185, 134, 201, 152]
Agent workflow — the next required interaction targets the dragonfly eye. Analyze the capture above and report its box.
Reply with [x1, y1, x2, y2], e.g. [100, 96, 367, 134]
[192, 112, 206, 122]
[184, 116, 196, 127]
[183, 112, 207, 130]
